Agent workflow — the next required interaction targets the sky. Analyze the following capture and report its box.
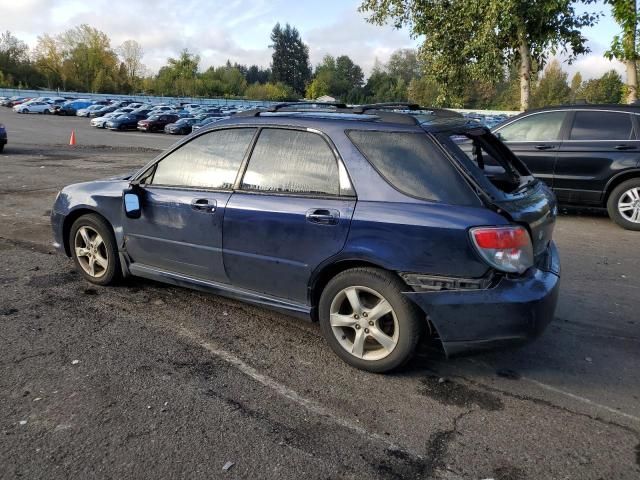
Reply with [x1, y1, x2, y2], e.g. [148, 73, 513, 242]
[0, 0, 628, 80]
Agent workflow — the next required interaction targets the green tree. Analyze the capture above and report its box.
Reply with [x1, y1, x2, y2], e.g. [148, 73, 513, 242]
[270, 23, 311, 96]
[118, 40, 145, 92]
[579, 70, 624, 103]
[58, 24, 119, 92]
[531, 59, 571, 108]
[306, 54, 364, 101]
[570, 71, 583, 102]
[407, 76, 440, 106]
[386, 48, 421, 85]
[33, 34, 66, 89]
[359, 0, 599, 110]
[246, 65, 270, 84]
[363, 65, 408, 102]
[245, 81, 295, 101]
[0, 31, 41, 87]
[165, 49, 200, 96]
[604, 0, 639, 102]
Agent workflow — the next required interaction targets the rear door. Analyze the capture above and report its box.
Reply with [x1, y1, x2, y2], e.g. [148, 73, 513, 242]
[124, 127, 257, 282]
[555, 110, 640, 204]
[223, 127, 356, 303]
[495, 110, 568, 187]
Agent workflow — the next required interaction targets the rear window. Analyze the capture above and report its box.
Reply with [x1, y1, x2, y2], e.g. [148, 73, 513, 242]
[347, 130, 478, 205]
[570, 111, 635, 140]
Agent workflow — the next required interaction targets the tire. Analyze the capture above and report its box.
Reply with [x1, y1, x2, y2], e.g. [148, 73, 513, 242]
[43, 109, 50, 114]
[23, 109, 29, 114]
[69, 214, 120, 285]
[318, 267, 423, 373]
[0, 144, 4, 153]
[607, 178, 640, 231]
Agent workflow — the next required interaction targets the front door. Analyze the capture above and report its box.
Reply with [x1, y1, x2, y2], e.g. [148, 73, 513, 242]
[223, 128, 356, 304]
[123, 127, 257, 282]
[495, 110, 568, 187]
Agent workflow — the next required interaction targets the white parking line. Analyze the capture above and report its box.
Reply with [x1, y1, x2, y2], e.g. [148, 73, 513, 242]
[523, 377, 640, 423]
[174, 325, 424, 459]
[466, 359, 640, 424]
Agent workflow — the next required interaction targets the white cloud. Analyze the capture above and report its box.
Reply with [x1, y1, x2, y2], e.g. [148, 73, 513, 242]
[0, 0, 416, 77]
[0, 0, 622, 83]
[305, 9, 418, 74]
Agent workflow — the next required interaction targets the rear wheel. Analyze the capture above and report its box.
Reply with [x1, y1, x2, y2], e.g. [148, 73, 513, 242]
[607, 178, 640, 231]
[69, 214, 120, 285]
[319, 268, 423, 373]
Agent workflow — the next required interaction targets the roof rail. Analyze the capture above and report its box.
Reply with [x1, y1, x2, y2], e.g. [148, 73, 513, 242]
[351, 102, 421, 113]
[351, 103, 463, 118]
[267, 101, 347, 112]
[235, 101, 348, 118]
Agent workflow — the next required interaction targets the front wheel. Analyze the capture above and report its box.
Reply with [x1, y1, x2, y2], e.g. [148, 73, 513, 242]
[607, 178, 640, 231]
[70, 214, 120, 285]
[319, 268, 423, 373]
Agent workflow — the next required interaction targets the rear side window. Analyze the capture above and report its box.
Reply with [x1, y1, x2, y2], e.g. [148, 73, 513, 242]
[151, 128, 256, 189]
[498, 111, 565, 142]
[347, 130, 477, 205]
[569, 111, 635, 140]
[241, 129, 340, 195]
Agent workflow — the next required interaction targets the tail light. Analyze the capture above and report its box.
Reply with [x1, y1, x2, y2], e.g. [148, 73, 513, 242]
[470, 226, 533, 274]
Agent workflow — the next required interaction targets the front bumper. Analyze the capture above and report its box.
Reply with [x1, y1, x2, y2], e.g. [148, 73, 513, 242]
[404, 241, 560, 356]
[50, 209, 66, 254]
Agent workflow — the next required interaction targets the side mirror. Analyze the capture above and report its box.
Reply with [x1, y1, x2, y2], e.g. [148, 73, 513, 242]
[123, 189, 141, 219]
[494, 131, 503, 140]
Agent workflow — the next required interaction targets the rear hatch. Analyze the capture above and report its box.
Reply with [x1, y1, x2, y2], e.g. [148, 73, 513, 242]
[432, 126, 557, 259]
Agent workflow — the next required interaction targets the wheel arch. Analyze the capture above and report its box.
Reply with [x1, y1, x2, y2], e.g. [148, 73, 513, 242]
[308, 258, 408, 322]
[62, 208, 115, 257]
[604, 169, 640, 204]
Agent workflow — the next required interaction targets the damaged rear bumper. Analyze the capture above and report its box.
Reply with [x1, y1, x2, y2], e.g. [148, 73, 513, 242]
[404, 242, 560, 357]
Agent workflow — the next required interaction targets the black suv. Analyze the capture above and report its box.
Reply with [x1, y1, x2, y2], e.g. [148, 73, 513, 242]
[494, 105, 640, 230]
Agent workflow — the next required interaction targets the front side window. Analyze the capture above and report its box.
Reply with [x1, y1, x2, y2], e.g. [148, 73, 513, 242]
[150, 128, 256, 189]
[569, 111, 634, 141]
[348, 130, 478, 204]
[241, 129, 340, 195]
[498, 111, 566, 142]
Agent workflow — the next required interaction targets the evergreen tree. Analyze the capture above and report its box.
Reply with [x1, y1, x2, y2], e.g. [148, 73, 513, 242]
[270, 23, 311, 96]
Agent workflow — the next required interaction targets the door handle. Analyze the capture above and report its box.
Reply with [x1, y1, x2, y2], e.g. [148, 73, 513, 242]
[614, 144, 637, 150]
[191, 198, 216, 213]
[534, 144, 555, 151]
[306, 208, 340, 225]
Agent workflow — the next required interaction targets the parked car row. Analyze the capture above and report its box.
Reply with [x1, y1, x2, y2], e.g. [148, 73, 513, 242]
[0, 95, 69, 113]
[0, 95, 246, 135]
[84, 101, 243, 135]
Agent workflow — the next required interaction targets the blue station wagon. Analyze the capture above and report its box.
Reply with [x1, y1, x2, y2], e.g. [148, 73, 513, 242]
[51, 103, 560, 372]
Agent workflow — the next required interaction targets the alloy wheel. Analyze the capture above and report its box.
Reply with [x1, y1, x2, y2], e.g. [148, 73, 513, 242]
[618, 187, 640, 223]
[329, 286, 399, 361]
[74, 226, 109, 278]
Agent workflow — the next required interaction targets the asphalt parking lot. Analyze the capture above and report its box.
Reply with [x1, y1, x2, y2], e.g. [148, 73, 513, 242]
[1, 109, 639, 479]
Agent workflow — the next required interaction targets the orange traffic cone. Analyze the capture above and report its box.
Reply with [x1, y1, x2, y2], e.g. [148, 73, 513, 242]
[69, 130, 76, 146]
